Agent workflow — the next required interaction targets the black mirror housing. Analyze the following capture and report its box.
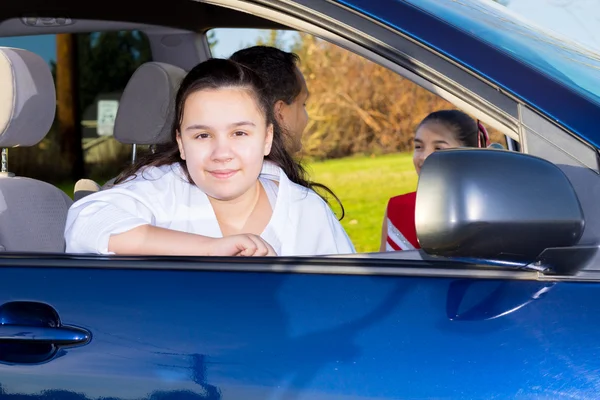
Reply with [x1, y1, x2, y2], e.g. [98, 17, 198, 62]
[415, 149, 585, 261]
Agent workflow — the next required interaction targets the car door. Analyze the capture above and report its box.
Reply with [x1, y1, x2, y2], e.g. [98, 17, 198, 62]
[3, 255, 600, 399]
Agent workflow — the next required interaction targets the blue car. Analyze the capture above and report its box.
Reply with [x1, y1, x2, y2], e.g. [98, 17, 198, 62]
[0, 0, 599, 398]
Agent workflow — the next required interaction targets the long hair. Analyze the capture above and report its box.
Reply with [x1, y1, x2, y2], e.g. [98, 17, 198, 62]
[114, 58, 345, 219]
[230, 45, 301, 106]
[231, 47, 345, 219]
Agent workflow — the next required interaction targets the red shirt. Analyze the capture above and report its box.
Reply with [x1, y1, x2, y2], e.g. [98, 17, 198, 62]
[385, 191, 420, 250]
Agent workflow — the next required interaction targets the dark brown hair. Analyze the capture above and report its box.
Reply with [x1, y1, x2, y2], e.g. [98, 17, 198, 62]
[230, 45, 301, 106]
[418, 109, 487, 148]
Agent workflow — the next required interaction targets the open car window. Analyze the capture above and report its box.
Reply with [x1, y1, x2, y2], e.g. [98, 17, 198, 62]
[0, 2, 597, 279]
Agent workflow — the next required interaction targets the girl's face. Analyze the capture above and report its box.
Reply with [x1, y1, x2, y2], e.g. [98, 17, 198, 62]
[275, 67, 309, 153]
[413, 122, 463, 175]
[176, 87, 273, 201]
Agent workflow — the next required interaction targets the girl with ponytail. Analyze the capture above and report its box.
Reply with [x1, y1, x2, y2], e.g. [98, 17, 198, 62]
[380, 109, 490, 252]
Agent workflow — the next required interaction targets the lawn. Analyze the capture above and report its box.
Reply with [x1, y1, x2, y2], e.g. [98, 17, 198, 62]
[307, 153, 417, 253]
[58, 153, 417, 253]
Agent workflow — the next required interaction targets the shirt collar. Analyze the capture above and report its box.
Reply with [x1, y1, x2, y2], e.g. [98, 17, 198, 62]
[260, 160, 282, 181]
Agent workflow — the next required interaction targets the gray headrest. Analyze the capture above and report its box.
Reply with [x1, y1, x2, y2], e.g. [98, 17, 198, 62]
[0, 47, 56, 147]
[113, 62, 186, 145]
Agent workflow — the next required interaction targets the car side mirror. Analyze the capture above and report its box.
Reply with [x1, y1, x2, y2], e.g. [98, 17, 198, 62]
[415, 148, 585, 262]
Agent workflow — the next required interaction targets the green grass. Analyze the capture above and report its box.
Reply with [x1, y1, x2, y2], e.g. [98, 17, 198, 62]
[57, 153, 417, 253]
[307, 153, 417, 253]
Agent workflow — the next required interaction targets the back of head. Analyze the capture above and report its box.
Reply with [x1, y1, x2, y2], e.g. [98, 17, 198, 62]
[231, 47, 345, 218]
[418, 109, 487, 148]
[230, 45, 301, 106]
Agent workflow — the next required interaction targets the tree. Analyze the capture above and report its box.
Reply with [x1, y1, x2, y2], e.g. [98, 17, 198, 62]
[77, 31, 152, 113]
[51, 31, 152, 119]
[55, 33, 84, 181]
[288, 33, 506, 159]
[48, 31, 153, 181]
[256, 30, 285, 48]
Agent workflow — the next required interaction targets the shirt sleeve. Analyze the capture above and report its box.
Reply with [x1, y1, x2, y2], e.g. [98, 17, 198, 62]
[64, 188, 156, 254]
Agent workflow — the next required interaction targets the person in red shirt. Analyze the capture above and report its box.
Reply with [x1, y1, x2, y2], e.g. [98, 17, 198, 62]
[380, 110, 490, 251]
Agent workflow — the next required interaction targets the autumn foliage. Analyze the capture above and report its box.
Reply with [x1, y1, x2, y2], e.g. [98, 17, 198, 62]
[291, 34, 504, 160]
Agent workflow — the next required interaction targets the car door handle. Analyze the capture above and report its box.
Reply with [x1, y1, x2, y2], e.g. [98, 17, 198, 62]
[0, 301, 92, 364]
[0, 325, 90, 346]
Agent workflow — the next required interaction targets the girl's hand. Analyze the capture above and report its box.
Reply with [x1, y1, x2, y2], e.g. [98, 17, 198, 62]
[209, 234, 277, 257]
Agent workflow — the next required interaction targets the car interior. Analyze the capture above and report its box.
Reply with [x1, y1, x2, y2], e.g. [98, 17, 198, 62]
[0, 0, 598, 272]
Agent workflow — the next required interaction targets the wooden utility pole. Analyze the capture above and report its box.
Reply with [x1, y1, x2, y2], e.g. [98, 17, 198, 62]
[56, 33, 84, 181]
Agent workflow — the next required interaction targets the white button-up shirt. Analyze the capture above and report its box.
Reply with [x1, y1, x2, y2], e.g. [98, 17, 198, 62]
[64, 162, 355, 256]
